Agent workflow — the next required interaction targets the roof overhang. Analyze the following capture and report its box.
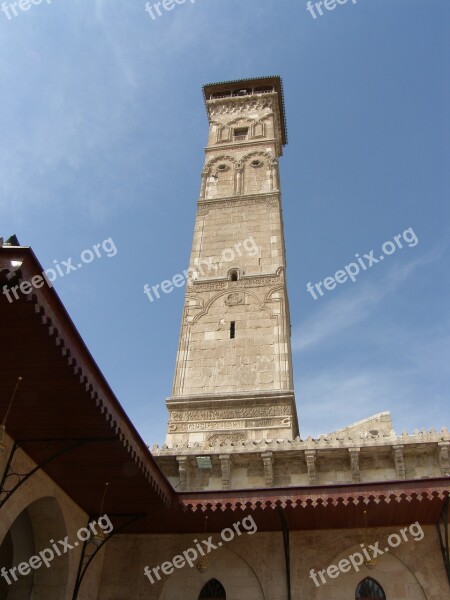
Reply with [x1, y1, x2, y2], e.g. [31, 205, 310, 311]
[176, 478, 450, 532]
[0, 245, 175, 532]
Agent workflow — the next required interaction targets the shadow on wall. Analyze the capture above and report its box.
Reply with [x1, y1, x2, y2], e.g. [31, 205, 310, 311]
[315, 541, 427, 600]
[158, 544, 264, 600]
[0, 496, 69, 599]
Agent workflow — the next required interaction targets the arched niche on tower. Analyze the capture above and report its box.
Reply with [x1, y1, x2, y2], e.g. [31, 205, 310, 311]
[203, 156, 236, 199]
[259, 113, 274, 140]
[241, 151, 275, 195]
[208, 121, 225, 145]
[251, 119, 266, 138]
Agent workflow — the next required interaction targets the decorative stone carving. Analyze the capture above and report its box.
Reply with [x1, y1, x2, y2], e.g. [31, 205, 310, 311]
[170, 405, 291, 423]
[191, 274, 283, 293]
[208, 96, 275, 119]
[305, 450, 317, 484]
[225, 292, 244, 306]
[261, 451, 274, 487]
[187, 421, 246, 432]
[241, 150, 274, 163]
[182, 418, 291, 433]
[197, 193, 279, 215]
[207, 433, 247, 446]
[204, 155, 237, 170]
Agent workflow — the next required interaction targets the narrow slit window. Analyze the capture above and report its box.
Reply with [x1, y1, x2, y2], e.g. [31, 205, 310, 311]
[230, 321, 235, 339]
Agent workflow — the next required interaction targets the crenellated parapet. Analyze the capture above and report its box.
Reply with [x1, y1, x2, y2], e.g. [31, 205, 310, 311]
[152, 419, 450, 492]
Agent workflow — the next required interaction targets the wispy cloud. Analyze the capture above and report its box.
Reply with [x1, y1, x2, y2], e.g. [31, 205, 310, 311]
[297, 321, 450, 437]
[293, 241, 450, 436]
[292, 243, 447, 354]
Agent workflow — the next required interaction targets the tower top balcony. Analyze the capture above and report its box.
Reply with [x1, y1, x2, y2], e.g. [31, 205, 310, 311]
[202, 76, 288, 146]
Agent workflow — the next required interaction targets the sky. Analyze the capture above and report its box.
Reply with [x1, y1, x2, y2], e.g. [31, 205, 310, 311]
[1, 0, 449, 445]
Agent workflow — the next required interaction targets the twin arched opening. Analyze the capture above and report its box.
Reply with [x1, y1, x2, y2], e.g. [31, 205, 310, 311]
[197, 576, 385, 600]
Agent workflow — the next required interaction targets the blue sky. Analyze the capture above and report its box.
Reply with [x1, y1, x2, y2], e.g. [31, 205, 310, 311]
[1, 0, 449, 444]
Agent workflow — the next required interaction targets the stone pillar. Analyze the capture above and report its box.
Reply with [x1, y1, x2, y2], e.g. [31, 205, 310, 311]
[176, 456, 189, 491]
[219, 454, 232, 490]
[261, 451, 274, 487]
[200, 168, 209, 199]
[305, 450, 317, 484]
[438, 442, 450, 476]
[393, 445, 406, 479]
[349, 447, 361, 483]
[270, 157, 279, 191]
[235, 162, 243, 195]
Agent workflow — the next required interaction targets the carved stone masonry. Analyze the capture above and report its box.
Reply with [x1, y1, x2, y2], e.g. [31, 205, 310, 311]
[190, 273, 282, 293]
[170, 405, 291, 423]
[392, 445, 406, 479]
[197, 194, 279, 216]
[176, 456, 189, 491]
[219, 454, 232, 490]
[349, 447, 361, 483]
[261, 451, 274, 487]
[438, 442, 450, 476]
[305, 450, 317, 484]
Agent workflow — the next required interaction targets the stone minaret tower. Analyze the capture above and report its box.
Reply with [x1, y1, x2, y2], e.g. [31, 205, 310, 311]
[166, 77, 298, 445]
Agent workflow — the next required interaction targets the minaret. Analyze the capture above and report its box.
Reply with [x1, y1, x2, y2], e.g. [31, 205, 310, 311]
[166, 77, 299, 445]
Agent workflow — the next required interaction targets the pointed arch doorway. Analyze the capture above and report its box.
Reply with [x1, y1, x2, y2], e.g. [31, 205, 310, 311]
[198, 578, 226, 599]
[355, 577, 386, 599]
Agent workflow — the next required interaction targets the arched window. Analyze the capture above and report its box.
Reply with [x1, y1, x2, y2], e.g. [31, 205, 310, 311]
[356, 577, 386, 599]
[198, 578, 226, 599]
[229, 270, 238, 282]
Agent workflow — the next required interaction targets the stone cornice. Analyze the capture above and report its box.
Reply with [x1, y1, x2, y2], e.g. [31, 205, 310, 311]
[152, 427, 450, 456]
[186, 266, 285, 292]
[204, 138, 277, 153]
[197, 192, 280, 213]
